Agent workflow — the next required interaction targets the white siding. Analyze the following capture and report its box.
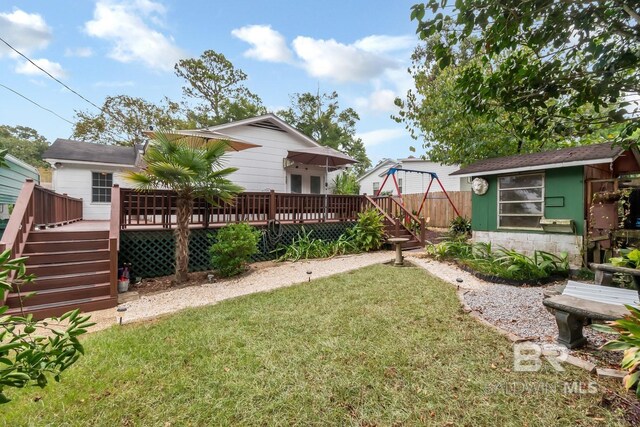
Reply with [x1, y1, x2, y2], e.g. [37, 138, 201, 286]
[358, 162, 394, 195]
[51, 164, 136, 220]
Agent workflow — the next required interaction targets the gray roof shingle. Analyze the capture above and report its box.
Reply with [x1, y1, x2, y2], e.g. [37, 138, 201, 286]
[451, 142, 626, 176]
[43, 139, 138, 166]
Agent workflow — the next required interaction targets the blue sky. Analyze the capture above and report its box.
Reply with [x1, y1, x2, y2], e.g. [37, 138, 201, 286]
[1, 0, 423, 164]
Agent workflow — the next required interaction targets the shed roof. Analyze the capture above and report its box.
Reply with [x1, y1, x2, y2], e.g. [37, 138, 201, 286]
[451, 143, 626, 177]
[43, 139, 138, 166]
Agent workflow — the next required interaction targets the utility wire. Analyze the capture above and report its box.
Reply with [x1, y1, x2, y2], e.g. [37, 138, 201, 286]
[0, 83, 75, 125]
[0, 36, 104, 112]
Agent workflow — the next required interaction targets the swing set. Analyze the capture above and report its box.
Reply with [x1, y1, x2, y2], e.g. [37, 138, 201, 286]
[374, 167, 461, 218]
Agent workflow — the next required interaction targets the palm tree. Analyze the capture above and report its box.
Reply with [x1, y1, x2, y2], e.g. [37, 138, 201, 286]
[126, 132, 243, 283]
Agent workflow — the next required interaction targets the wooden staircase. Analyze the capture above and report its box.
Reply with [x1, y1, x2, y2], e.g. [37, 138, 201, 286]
[6, 229, 117, 319]
[365, 195, 425, 250]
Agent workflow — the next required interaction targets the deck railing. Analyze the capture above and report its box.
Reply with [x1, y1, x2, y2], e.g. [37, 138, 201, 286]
[119, 188, 366, 229]
[32, 186, 83, 228]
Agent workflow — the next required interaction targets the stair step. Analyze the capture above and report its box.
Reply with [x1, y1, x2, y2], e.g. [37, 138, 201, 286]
[25, 249, 110, 265]
[24, 239, 108, 253]
[18, 271, 111, 292]
[6, 295, 117, 320]
[27, 230, 109, 242]
[6, 283, 111, 307]
[27, 260, 111, 278]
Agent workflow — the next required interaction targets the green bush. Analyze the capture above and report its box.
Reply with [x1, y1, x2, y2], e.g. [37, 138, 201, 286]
[593, 306, 640, 397]
[277, 228, 358, 262]
[0, 250, 93, 403]
[448, 216, 471, 237]
[210, 223, 261, 277]
[349, 209, 386, 252]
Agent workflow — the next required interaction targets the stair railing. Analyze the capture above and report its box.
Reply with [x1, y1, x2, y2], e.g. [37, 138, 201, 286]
[109, 185, 121, 299]
[366, 195, 425, 244]
[0, 179, 37, 260]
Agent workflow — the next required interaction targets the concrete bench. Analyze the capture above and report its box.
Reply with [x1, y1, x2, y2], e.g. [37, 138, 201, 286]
[590, 262, 640, 290]
[543, 280, 638, 348]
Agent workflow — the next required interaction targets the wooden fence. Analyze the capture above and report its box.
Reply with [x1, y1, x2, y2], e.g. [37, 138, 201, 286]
[399, 191, 472, 228]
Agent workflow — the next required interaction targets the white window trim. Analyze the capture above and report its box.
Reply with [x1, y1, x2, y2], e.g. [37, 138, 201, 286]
[497, 172, 545, 230]
[91, 171, 113, 204]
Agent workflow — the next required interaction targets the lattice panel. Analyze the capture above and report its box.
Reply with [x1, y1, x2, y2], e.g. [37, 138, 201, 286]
[119, 222, 355, 278]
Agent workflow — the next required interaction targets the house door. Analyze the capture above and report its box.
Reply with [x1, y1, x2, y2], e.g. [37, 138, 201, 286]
[291, 174, 302, 193]
[310, 176, 321, 194]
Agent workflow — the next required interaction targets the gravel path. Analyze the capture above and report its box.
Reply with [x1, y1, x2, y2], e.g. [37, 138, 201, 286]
[405, 254, 611, 350]
[87, 251, 394, 332]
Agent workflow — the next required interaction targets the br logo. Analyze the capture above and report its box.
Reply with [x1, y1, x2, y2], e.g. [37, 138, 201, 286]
[513, 342, 569, 372]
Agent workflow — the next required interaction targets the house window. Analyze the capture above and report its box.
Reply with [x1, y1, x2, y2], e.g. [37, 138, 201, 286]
[291, 174, 302, 193]
[310, 176, 321, 194]
[372, 182, 380, 194]
[92, 172, 113, 203]
[498, 173, 544, 229]
[398, 178, 403, 194]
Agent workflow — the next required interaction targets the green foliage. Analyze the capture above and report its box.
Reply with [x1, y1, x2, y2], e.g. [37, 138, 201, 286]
[332, 171, 360, 195]
[73, 95, 183, 146]
[0, 126, 49, 168]
[276, 228, 358, 262]
[593, 305, 640, 397]
[0, 148, 7, 169]
[611, 248, 640, 269]
[210, 223, 261, 277]
[448, 216, 471, 237]
[278, 91, 371, 174]
[426, 240, 569, 281]
[410, 1, 639, 147]
[174, 50, 266, 127]
[348, 209, 386, 252]
[0, 250, 93, 403]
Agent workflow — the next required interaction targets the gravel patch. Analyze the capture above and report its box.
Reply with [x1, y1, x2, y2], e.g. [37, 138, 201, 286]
[87, 251, 394, 332]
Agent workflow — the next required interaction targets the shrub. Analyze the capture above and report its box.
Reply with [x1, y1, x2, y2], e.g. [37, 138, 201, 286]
[0, 250, 93, 403]
[277, 228, 358, 262]
[332, 171, 360, 195]
[593, 307, 640, 397]
[210, 223, 261, 277]
[448, 216, 471, 237]
[349, 209, 386, 252]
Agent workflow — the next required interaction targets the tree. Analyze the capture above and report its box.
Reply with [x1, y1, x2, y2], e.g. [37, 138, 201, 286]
[125, 133, 243, 284]
[394, 42, 575, 165]
[174, 50, 266, 127]
[332, 171, 361, 195]
[410, 1, 640, 146]
[73, 95, 183, 146]
[278, 92, 371, 174]
[0, 126, 49, 168]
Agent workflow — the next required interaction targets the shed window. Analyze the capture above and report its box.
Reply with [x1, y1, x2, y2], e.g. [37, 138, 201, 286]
[92, 172, 113, 203]
[498, 173, 544, 229]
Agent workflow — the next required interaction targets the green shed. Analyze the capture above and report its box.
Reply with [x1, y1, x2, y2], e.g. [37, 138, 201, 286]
[0, 154, 40, 233]
[450, 142, 640, 267]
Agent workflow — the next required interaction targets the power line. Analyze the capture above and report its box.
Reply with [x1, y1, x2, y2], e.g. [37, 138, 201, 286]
[0, 82, 75, 125]
[0, 36, 104, 112]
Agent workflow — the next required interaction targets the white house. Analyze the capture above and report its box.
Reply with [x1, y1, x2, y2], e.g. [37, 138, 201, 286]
[43, 114, 352, 220]
[357, 157, 471, 196]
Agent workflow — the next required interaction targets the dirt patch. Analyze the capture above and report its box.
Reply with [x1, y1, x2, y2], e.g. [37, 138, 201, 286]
[131, 260, 279, 295]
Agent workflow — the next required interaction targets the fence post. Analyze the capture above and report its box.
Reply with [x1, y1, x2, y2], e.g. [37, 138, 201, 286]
[269, 190, 276, 220]
[420, 217, 426, 245]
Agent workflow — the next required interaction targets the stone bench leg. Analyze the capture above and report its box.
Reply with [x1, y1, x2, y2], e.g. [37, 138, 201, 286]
[594, 270, 613, 286]
[554, 311, 587, 349]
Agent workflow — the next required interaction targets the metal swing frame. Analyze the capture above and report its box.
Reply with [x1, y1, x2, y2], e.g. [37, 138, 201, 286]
[374, 167, 461, 218]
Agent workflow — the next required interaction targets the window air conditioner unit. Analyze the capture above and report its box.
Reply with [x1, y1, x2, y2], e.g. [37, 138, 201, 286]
[539, 218, 575, 233]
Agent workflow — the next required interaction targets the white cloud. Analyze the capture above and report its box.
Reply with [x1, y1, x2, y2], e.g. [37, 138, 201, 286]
[84, 0, 185, 72]
[64, 47, 94, 58]
[355, 89, 398, 113]
[353, 35, 416, 54]
[231, 25, 292, 63]
[357, 128, 406, 147]
[0, 9, 51, 57]
[292, 36, 398, 83]
[15, 58, 66, 79]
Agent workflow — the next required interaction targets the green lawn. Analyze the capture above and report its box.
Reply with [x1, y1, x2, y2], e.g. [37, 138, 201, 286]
[3, 265, 625, 426]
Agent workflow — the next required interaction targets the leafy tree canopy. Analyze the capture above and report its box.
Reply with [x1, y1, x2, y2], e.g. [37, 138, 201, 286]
[72, 95, 183, 146]
[278, 91, 371, 174]
[410, 1, 640, 146]
[175, 50, 266, 128]
[0, 125, 49, 168]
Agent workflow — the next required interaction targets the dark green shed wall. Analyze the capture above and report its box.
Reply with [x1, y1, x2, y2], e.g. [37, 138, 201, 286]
[471, 166, 584, 235]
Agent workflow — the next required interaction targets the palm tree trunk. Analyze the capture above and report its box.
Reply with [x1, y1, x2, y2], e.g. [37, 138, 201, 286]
[174, 195, 193, 284]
